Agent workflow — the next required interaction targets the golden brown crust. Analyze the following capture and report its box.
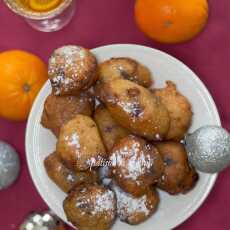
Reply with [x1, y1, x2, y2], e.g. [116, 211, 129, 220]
[44, 152, 99, 193]
[56, 115, 107, 171]
[97, 79, 170, 140]
[41, 92, 95, 137]
[110, 182, 159, 225]
[97, 57, 153, 88]
[180, 165, 199, 194]
[48, 46, 98, 96]
[63, 184, 117, 230]
[94, 104, 130, 151]
[44, 152, 77, 193]
[155, 141, 198, 194]
[109, 135, 164, 197]
[153, 81, 193, 141]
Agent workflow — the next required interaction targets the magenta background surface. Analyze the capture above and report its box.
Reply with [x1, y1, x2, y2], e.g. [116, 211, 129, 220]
[0, 0, 230, 229]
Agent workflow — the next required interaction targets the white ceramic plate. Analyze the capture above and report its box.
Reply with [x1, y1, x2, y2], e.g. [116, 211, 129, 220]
[26, 44, 220, 230]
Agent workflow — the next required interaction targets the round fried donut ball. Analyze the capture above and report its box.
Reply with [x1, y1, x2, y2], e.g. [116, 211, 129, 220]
[48, 46, 97, 95]
[109, 135, 164, 197]
[41, 91, 95, 137]
[153, 81, 192, 141]
[110, 181, 159, 225]
[57, 115, 107, 171]
[44, 152, 99, 193]
[63, 184, 117, 230]
[155, 141, 198, 194]
[97, 57, 153, 87]
[94, 104, 131, 151]
[96, 79, 170, 141]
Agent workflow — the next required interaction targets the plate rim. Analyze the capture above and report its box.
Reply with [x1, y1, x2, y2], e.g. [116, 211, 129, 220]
[25, 43, 220, 230]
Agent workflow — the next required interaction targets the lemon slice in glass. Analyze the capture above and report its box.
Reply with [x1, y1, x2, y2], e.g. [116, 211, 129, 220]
[29, 0, 62, 12]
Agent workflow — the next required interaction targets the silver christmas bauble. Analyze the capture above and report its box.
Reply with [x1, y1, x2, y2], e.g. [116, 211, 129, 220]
[20, 210, 64, 230]
[0, 141, 20, 189]
[185, 126, 230, 173]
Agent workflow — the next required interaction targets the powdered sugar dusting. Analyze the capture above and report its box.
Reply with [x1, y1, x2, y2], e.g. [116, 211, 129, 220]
[66, 174, 76, 182]
[65, 133, 80, 149]
[94, 190, 116, 215]
[48, 45, 89, 95]
[110, 141, 154, 180]
[117, 100, 144, 120]
[75, 187, 116, 218]
[111, 183, 150, 220]
[50, 74, 64, 95]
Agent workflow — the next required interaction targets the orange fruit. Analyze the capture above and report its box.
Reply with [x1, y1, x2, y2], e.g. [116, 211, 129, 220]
[29, 0, 62, 12]
[135, 0, 209, 44]
[0, 50, 48, 121]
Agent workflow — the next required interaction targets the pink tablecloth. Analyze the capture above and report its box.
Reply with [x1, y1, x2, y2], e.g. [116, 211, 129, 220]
[0, 0, 230, 229]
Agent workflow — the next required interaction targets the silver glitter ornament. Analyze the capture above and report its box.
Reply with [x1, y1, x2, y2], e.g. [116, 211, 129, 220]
[0, 141, 20, 189]
[20, 210, 64, 230]
[185, 126, 230, 173]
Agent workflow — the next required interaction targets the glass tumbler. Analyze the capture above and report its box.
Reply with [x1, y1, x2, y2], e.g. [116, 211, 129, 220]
[3, 0, 76, 32]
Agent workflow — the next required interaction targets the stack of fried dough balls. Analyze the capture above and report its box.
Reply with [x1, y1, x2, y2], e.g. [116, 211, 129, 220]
[41, 46, 198, 230]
